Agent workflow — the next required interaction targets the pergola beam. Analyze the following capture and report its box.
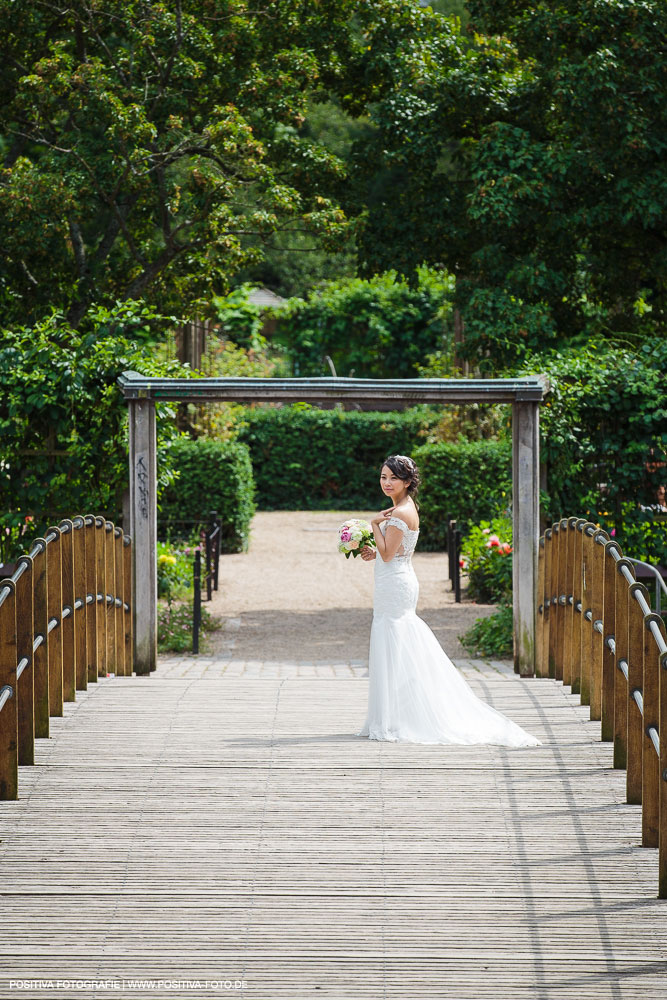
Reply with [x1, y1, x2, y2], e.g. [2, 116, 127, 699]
[120, 372, 546, 678]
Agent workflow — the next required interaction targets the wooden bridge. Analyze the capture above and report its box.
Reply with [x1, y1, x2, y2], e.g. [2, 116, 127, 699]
[1, 514, 666, 998]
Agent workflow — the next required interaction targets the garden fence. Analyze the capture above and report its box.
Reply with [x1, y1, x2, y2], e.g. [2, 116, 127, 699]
[0, 516, 132, 800]
[537, 518, 667, 897]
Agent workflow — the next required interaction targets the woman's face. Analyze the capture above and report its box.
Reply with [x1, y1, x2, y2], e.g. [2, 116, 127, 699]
[380, 464, 409, 498]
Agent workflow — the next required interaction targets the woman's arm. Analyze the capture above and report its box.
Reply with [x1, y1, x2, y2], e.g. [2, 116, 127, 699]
[372, 520, 405, 562]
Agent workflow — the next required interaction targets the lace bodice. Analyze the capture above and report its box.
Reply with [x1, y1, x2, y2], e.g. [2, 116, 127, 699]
[380, 516, 419, 560]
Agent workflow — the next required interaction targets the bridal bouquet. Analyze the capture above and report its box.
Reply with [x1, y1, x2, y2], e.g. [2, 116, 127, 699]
[338, 519, 375, 558]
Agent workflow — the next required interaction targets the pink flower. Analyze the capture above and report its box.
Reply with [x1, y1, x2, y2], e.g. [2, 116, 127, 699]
[502, 542, 512, 555]
[482, 528, 490, 535]
[348, 539, 359, 550]
[340, 530, 351, 542]
[488, 535, 500, 547]
[610, 528, 616, 537]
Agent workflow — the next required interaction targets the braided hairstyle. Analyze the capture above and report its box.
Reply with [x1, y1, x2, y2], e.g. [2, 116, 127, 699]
[381, 454, 421, 508]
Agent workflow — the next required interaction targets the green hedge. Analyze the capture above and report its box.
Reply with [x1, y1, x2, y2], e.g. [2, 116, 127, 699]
[237, 405, 441, 510]
[414, 440, 512, 550]
[159, 438, 255, 552]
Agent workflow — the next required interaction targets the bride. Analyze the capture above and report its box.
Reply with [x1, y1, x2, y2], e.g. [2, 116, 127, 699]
[356, 455, 540, 747]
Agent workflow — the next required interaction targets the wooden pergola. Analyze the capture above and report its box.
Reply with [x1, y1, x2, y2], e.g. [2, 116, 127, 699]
[118, 373, 547, 676]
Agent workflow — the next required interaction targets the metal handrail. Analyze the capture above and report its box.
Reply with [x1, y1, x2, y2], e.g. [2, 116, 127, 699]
[624, 556, 667, 614]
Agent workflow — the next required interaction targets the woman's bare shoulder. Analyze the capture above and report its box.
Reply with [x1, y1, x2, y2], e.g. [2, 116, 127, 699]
[390, 500, 419, 531]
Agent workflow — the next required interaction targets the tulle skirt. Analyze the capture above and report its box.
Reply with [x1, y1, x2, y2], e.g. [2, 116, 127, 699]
[357, 608, 541, 748]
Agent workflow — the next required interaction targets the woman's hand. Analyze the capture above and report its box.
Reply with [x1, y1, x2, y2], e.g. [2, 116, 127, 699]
[370, 506, 395, 525]
[360, 545, 376, 561]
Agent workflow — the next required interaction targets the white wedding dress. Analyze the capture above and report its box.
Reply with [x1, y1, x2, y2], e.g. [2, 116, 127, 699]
[357, 517, 541, 747]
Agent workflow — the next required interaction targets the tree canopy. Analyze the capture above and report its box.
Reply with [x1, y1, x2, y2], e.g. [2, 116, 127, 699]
[0, 0, 369, 326]
[351, 0, 667, 367]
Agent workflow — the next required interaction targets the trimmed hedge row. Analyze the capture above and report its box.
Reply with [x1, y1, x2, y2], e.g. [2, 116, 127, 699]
[159, 437, 255, 552]
[414, 440, 512, 551]
[237, 405, 441, 510]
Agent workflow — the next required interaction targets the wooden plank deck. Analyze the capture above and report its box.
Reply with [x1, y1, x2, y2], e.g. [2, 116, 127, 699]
[1, 658, 666, 999]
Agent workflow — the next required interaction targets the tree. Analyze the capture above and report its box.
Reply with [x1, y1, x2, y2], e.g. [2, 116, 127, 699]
[350, 0, 667, 369]
[0, 0, 369, 327]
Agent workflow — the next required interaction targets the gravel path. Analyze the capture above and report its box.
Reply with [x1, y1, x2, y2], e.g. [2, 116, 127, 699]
[206, 511, 497, 662]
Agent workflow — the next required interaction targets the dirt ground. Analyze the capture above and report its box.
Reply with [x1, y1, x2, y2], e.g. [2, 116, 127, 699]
[206, 511, 496, 661]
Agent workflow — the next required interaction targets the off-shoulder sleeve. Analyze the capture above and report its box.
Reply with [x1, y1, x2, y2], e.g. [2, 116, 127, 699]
[385, 516, 409, 533]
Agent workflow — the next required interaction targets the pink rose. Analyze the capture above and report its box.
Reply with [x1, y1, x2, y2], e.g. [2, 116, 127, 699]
[341, 530, 351, 542]
[502, 542, 512, 555]
[482, 528, 490, 535]
[488, 535, 500, 547]
[348, 539, 359, 550]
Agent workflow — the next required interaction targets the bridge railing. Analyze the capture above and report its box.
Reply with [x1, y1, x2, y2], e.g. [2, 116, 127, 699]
[0, 516, 132, 800]
[537, 518, 667, 898]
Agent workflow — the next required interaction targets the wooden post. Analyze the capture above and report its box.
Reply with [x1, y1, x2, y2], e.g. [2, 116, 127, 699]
[15, 556, 35, 765]
[32, 540, 49, 738]
[613, 559, 634, 770]
[0, 581, 18, 800]
[512, 400, 540, 676]
[580, 524, 596, 706]
[548, 523, 559, 679]
[129, 398, 157, 675]
[589, 530, 608, 722]
[84, 515, 98, 683]
[571, 520, 586, 695]
[71, 516, 87, 691]
[601, 541, 619, 742]
[535, 536, 546, 677]
[114, 527, 125, 675]
[104, 521, 116, 673]
[642, 614, 664, 848]
[95, 517, 106, 677]
[59, 519, 76, 703]
[123, 535, 133, 674]
[554, 519, 567, 683]
[46, 526, 63, 717]
[562, 518, 576, 687]
[659, 648, 667, 899]
[543, 528, 553, 677]
[627, 582, 649, 805]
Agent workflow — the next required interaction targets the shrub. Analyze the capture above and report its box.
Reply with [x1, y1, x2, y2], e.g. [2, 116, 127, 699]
[237, 404, 441, 510]
[157, 540, 195, 601]
[518, 338, 667, 564]
[158, 601, 219, 654]
[459, 604, 513, 659]
[414, 440, 512, 551]
[159, 437, 255, 552]
[0, 303, 190, 562]
[274, 267, 455, 379]
[460, 517, 513, 603]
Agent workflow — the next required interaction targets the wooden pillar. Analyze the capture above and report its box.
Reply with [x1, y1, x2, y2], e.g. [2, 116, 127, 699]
[129, 398, 157, 674]
[59, 519, 76, 703]
[659, 646, 667, 899]
[600, 540, 619, 742]
[613, 559, 634, 770]
[46, 526, 63, 717]
[15, 556, 35, 764]
[512, 400, 540, 676]
[627, 582, 649, 805]
[0, 580, 18, 800]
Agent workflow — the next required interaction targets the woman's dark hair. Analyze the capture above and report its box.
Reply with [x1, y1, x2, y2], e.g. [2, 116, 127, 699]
[381, 454, 421, 505]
